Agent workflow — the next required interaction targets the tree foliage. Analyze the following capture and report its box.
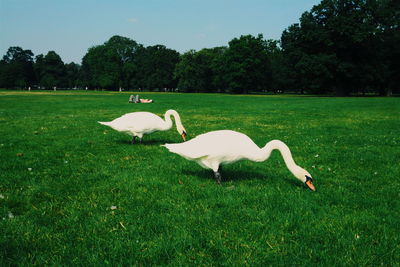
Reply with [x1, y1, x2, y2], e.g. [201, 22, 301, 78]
[174, 38, 276, 94]
[0, 47, 35, 88]
[0, 0, 398, 95]
[175, 47, 227, 92]
[281, 0, 399, 96]
[80, 36, 179, 90]
[80, 36, 140, 90]
[134, 45, 180, 90]
[35, 51, 66, 89]
[223, 34, 272, 93]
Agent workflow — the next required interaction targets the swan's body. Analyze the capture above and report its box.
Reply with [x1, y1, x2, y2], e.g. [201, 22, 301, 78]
[163, 130, 315, 191]
[99, 109, 186, 143]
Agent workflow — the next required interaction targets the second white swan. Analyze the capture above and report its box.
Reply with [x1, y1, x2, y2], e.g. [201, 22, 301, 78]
[163, 130, 315, 191]
[99, 109, 187, 143]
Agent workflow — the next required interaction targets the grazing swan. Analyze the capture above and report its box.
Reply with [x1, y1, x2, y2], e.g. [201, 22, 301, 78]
[99, 109, 187, 143]
[163, 130, 315, 191]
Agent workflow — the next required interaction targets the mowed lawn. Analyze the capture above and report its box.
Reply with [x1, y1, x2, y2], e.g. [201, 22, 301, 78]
[0, 91, 399, 266]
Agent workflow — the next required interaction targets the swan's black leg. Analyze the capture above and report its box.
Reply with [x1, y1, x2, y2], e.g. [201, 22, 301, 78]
[131, 136, 137, 144]
[214, 170, 222, 185]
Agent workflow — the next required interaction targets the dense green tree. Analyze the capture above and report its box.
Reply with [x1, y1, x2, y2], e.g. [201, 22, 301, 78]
[281, 24, 305, 93]
[0, 46, 35, 88]
[281, 0, 399, 96]
[33, 54, 45, 87]
[223, 34, 272, 93]
[35, 51, 66, 89]
[174, 47, 227, 92]
[122, 45, 145, 89]
[368, 0, 400, 95]
[2, 3, 398, 95]
[65, 62, 80, 89]
[81, 36, 180, 91]
[80, 45, 109, 89]
[263, 40, 287, 93]
[81, 35, 140, 89]
[0, 59, 10, 88]
[281, 19, 337, 94]
[174, 50, 199, 92]
[137, 45, 180, 90]
[311, 0, 380, 95]
[208, 46, 229, 92]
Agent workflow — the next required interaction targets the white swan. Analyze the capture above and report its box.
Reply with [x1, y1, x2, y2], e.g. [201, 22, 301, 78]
[99, 109, 187, 143]
[163, 130, 315, 191]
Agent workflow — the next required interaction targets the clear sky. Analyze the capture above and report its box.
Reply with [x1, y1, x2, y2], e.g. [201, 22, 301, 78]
[0, 0, 321, 64]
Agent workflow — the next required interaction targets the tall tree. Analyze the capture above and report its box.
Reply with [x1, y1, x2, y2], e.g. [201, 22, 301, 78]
[208, 46, 229, 92]
[80, 45, 109, 89]
[0, 46, 35, 88]
[35, 51, 66, 89]
[174, 50, 200, 92]
[223, 34, 271, 93]
[138, 45, 180, 90]
[263, 39, 287, 93]
[65, 62, 80, 89]
[81, 35, 140, 90]
[281, 0, 399, 96]
[312, 0, 379, 95]
[174, 47, 227, 92]
[122, 45, 145, 89]
[368, 0, 400, 95]
[281, 17, 336, 94]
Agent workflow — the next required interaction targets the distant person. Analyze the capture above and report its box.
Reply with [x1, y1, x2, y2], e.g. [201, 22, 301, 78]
[129, 95, 153, 103]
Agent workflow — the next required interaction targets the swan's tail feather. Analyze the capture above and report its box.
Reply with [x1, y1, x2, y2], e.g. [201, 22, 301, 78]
[162, 143, 204, 159]
[162, 143, 186, 156]
[162, 143, 176, 152]
[98, 121, 111, 126]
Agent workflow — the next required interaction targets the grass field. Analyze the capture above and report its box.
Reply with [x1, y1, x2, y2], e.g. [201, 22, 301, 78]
[1, 90, 399, 266]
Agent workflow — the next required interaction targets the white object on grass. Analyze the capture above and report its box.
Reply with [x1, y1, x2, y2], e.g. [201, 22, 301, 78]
[163, 130, 315, 191]
[99, 110, 187, 143]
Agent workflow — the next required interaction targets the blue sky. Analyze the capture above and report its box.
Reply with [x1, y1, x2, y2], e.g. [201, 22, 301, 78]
[0, 0, 320, 64]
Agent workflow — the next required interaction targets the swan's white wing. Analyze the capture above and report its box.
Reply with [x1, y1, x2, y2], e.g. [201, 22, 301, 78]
[110, 112, 166, 133]
[164, 130, 260, 160]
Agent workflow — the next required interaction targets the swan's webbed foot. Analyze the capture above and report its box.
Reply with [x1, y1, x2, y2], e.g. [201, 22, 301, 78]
[214, 171, 222, 185]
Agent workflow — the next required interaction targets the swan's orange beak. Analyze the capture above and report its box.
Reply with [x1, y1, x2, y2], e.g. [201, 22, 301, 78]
[181, 131, 187, 141]
[306, 179, 316, 191]
[305, 175, 315, 191]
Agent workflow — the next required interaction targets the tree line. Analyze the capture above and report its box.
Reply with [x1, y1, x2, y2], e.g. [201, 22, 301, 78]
[0, 0, 398, 96]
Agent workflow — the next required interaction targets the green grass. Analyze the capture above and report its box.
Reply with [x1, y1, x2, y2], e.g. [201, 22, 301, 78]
[1, 90, 399, 266]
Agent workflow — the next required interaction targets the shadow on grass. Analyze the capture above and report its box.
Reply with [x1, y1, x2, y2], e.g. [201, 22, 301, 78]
[182, 167, 305, 189]
[114, 138, 177, 146]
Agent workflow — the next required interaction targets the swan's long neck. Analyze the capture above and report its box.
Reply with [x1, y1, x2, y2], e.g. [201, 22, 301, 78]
[163, 110, 183, 131]
[256, 140, 299, 176]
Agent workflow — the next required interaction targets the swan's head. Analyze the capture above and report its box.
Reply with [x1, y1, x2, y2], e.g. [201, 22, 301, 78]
[168, 110, 187, 141]
[294, 167, 316, 191]
[177, 125, 187, 141]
